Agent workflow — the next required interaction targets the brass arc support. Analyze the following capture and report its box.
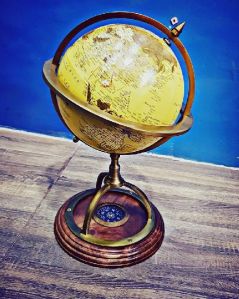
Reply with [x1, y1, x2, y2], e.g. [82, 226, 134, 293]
[82, 154, 153, 235]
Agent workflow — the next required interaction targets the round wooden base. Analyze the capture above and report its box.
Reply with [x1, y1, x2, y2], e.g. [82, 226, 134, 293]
[54, 189, 164, 268]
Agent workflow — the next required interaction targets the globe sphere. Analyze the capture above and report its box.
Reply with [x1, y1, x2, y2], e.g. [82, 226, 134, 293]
[55, 24, 184, 154]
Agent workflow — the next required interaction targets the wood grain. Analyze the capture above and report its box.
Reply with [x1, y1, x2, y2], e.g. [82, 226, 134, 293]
[55, 190, 164, 267]
[0, 128, 239, 298]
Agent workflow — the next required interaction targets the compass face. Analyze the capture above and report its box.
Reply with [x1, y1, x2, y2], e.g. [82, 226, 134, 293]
[94, 203, 129, 227]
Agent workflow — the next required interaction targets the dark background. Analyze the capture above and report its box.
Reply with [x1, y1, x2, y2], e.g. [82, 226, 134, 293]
[0, 0, 238, 166]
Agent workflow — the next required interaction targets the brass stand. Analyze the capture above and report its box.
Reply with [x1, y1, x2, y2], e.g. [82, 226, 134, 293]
[82, 154, 152, 236]
[54, 154, 164, 267]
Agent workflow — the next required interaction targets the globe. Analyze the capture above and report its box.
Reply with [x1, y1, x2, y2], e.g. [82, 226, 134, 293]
[54, 24, 185, 154]
[42, 12, 195, 268]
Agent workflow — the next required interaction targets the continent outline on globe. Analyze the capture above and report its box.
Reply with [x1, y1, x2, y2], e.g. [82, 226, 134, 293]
[57, 24, 184, 127]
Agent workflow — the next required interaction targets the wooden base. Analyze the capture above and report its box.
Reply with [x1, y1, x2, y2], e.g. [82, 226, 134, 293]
[54, 189, 164, 268]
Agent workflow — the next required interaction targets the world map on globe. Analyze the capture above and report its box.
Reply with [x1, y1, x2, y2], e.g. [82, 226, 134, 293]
[55, 24, 185, 154]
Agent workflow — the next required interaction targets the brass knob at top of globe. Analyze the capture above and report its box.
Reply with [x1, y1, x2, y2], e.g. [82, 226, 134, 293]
[43, 12, 195, 155]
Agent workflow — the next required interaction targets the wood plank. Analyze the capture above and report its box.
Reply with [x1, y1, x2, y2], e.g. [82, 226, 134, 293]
[0, 128, 238, 298]
[0, 128, 77, 259]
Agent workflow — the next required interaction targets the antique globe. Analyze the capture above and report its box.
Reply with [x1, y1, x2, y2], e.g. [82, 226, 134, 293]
[43, 12, 195, 268]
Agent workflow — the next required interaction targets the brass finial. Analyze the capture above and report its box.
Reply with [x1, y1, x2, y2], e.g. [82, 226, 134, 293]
[171, 21, 186, 37]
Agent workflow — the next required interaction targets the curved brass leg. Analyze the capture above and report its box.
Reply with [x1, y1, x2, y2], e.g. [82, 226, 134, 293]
[82, 184, 112, 234]
[96, 172, 108, 190]
[123, 181, 152, 220]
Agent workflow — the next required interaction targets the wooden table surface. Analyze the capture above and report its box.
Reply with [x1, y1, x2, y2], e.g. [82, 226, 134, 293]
[0, 128, 238, 299]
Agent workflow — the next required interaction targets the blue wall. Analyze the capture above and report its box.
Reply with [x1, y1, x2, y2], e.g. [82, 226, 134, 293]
[0, 0, 238, 167]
